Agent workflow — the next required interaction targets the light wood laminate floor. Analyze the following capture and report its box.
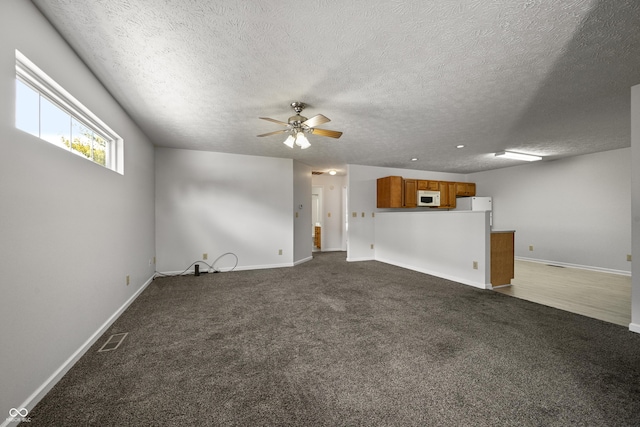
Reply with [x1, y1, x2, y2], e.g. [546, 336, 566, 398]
[493, 260, 632, 327]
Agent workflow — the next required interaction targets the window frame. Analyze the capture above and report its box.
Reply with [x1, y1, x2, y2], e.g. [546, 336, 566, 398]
[15, 50, 123, 174]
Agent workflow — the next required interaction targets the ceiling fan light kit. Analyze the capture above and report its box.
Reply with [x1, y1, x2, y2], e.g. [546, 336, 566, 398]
[294, 132, 311, 149]
[495, 151, 542, 162]
[283, 135, 295, 148]
[257, 102, 342, 149]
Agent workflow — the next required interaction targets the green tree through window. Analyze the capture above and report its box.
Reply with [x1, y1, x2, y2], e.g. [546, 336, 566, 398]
[62, 118, 107, 166]
[62, 133, 107, 166]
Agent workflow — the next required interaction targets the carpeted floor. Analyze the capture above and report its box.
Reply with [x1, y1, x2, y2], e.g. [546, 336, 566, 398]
[26, 252, 640, 426]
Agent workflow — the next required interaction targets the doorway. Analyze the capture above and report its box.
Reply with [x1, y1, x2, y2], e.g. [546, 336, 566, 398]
[312, 186, 323, 251]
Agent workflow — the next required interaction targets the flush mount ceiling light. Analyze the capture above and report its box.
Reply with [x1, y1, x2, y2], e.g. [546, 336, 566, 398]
[495, 151, 542, 162]
[257, 102, 343, 149]
[329, 170, 337, 175]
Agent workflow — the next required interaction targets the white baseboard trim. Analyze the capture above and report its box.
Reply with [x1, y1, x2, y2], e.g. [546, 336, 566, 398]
[630, 323, 640, 334]
[7, 274, 155, 424]
[515, 256, 631, 276]
[346, 256, 375, 262]
[375, 257, 490, 290]
[294, 256, 313, 266]
[158, 261, 298, 276]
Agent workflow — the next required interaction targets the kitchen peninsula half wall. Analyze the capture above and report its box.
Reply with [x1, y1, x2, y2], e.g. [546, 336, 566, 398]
[374, 210, 495, 289]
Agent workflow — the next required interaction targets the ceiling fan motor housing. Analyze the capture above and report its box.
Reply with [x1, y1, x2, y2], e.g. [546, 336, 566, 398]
[288, 114, 308, 127]
[289, 102, 308, 129]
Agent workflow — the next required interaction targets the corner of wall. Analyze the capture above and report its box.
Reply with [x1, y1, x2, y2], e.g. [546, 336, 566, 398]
[630, 84, 640, 332]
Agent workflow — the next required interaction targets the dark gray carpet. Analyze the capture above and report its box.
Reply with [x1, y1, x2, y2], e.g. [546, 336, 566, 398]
[27, 252, 640, 426]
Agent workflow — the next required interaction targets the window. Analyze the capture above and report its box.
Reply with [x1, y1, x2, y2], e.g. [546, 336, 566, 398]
[15, 50, 123, 174]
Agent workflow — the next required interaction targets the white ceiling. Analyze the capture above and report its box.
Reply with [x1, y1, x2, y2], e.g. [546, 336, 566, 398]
[32, 0, 640, 174]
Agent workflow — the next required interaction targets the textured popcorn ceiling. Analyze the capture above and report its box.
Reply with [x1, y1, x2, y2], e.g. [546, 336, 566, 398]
[32, 0, 640, 174]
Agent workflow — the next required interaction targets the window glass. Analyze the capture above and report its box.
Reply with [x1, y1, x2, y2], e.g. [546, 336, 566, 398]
[93, 133, 108, 167]
[15, 80, 39, 137]
[40, 96, 71, 149]
[71, 118, 93, 159]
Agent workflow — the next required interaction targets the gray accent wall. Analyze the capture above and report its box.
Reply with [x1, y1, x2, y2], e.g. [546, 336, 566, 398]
[470, 148, 632, 274]
[0, 0, 156, 417]
[155, 148, 297, 271]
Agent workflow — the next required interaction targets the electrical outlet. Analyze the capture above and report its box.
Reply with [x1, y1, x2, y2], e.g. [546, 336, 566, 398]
[295, 212, 299, 218]
[327, 212, 331, 218]
[278, 249, 283, 255]
[473, 261, 478, 270]
[203, 253, 208, 260]
[628, 254, 632, 262]
[529, 245, 534, 251]
[126, 275, 130, 286]
[370, 244, 374, 249]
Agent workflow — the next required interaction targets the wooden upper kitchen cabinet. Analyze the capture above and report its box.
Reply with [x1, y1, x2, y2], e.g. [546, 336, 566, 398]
[438, 181, 457, 208]
[378, 176, 477, 209]
[403, 179, 417, 208]
[377, 176, 404, 208]
[456, 182, 476, 197]
[417, 180, 439, 191]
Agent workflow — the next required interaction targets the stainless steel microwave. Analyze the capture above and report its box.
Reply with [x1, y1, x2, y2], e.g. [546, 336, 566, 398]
[417, 190, 441, 207]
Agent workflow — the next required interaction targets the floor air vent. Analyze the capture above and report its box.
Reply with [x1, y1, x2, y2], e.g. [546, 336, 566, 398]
[98, 332, 128, 352]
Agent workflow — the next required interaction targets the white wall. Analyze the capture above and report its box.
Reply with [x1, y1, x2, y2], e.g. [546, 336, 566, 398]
[376, 211, 491, 288]
[346, 164, 468, 261]
[155, 148, 296, 271]
[631, 85, 640, 333]
[293, 161, 312, 264]
[470, 148, 632, 274]
[0, 0, 156, 417]
[312, 174, 347, 251]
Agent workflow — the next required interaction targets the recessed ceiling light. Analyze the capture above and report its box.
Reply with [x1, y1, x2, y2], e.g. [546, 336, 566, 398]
[495, 151, 542, 161]
[329, 170, 337, 175]
[456, 144, 465, 149]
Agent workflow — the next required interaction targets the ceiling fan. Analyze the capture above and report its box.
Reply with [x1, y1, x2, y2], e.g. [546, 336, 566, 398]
[257, 102, 342, 149]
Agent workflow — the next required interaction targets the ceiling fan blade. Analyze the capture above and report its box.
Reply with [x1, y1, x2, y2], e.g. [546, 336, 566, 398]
[311, 128, 343, 139]
[257, 130, 287, 137]
[259, 117, 289, 126]
[303, 114, 330, 128]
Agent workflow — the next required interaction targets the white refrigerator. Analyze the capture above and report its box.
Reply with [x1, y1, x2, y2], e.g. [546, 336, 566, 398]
[454, 197, 493, 227]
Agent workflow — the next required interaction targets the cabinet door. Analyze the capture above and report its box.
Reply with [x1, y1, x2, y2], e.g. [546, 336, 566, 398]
[403, 179, 417, 207]
[418, 180, 439, 191]
[455, 182, 476, 197]
[491, 232, 515, 286]
[438, 182, 457, 208]
[467, 183, 476, 196]
[377, 176, 403, 208]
